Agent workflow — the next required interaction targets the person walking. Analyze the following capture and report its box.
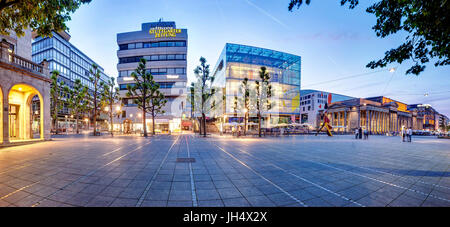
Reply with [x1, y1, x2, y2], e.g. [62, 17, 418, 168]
[359, 127, 363, 139]
[364, 128, 369, 140]
[401, 126, 406, 142]
[407, 127, 412, 142]
[355, 128, 359, 139]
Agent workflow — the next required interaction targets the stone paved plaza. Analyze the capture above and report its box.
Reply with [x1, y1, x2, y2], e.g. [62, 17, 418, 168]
[0, 133, 449, 207]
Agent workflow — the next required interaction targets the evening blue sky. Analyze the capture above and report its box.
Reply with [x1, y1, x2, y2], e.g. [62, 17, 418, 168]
[64, 0, 450, 116]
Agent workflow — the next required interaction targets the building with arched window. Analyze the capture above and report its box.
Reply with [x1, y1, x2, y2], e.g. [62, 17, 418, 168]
[1, 30, 51, 145]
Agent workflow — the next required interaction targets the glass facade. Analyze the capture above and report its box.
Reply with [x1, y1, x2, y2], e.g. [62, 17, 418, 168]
[32, 32, 111, 91]
[211, 43, 301, 124]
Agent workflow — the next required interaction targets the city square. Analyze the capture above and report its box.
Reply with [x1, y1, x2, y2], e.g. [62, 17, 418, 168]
[0, 0, 449, 216]
[0, 133, 448, 207]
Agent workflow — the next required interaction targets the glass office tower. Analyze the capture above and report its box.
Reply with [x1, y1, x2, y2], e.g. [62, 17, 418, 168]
[210, 43, 301, 126]
[116, 21, 187, 133]
[32, 31, 111, 127]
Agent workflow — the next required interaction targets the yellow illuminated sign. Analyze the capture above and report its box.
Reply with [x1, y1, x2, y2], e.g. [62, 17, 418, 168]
[149, 27, 181, 38]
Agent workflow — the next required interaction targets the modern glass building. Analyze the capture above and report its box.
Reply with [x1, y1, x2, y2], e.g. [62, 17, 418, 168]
[210, 43, 301, 127]
[299, 89, 354, 128]
[116, 21, 187, 133]
[32, 31, 111, 128]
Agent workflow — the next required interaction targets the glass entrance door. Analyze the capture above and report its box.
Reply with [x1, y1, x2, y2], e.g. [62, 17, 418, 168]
[9, 104, 20, 139]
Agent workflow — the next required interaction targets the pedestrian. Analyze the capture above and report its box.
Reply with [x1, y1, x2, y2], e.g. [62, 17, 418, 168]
[355, 128, 359, 139]
[407, 127, 412, 142]
[401, 127, 406, 142]
[359, 127, 363, 139]
[364, 128, 368, 140]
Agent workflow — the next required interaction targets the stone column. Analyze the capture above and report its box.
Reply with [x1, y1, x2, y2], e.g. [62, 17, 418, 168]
[344, 111, 347, 133]
[2, 94, 9, 144]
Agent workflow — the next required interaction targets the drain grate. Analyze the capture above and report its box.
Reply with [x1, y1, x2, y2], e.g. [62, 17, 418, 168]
[176, 158, 196, 163]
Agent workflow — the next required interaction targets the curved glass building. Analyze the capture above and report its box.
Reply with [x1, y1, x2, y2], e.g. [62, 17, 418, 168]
[210, 43, 301, 126]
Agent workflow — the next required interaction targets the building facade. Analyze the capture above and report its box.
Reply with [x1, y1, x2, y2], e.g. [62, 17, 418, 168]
[326, 97, 423, 134]
[32, 31, 111, 129]
[116, 21, 188, 133]
[209, 43, 301, 128]
[1, 30, 51, 145]
[407, 104, 440, 131]
[299, 89, 354, 129]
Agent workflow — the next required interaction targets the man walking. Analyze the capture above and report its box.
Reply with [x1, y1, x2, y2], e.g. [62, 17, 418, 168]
[401, 126, 406, 142]
[355, 128, 359, 139]
[407, 127, 412, 142]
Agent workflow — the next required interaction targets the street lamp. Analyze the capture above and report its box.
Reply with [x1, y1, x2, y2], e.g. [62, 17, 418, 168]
[65, 115, 68, 134]
[389, 67, 396, 73]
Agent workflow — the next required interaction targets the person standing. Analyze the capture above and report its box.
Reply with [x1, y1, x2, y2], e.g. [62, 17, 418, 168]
[355, 128, 359, 139]
[401, 126, 406, 142]
[407, 127, 412, 142]
[364, 128, 368, 140]
[359, 127, 363, 139]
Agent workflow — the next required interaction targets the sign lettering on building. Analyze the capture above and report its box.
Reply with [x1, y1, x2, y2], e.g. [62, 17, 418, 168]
[149, 27, 181, 38]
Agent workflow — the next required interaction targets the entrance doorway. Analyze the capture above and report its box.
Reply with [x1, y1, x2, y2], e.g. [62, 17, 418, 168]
[9, 104, 20, 139]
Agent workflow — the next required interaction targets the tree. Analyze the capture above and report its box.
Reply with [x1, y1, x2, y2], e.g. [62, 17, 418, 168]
[67, 79, 88, 134]
[89, 64, 104, 136]
[241, 77, 251, 136]
[101, 77, 120, 136]
[126, 58, 167, 137]
[288, 0, 450, 75]
[0, 0, 92, 37]
[50, 70, 68, 134]
[193, 57, 215, 137]
[255, 67, 272, 137]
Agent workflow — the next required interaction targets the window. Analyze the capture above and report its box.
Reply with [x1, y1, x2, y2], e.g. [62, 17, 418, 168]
[167, 54, 175, 60]
[159, 55, 167, 60]
[135, 43, 143, 49]
[128, 43, 135, 49]
[150, 55, 158, 61]
[119, 44, 128, 50]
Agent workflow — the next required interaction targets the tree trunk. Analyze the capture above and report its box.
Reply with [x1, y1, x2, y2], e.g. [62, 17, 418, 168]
[76, 117, 79, 134]
[258, 113, 262, 137]
[152, 110, 156, 136]
[202, 113, 206, 137]
[110, 104, 114, 137]
[143, 108, 147, 137]
[244, 112, 247, 136]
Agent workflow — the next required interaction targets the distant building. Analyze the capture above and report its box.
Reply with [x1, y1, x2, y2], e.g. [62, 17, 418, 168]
[32, 31, 112, 129]
[327, 96, 423, 134]
[210, 43, 301, 129]
[116, 21, 188, 133]
[407, 104, 440, 131]
[1, 30, 51, 144]
[299, 89, 354, 128]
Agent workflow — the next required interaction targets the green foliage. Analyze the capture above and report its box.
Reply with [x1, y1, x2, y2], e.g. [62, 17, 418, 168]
[288, 0, 450, 75]
[50, 70, 68, 133]
[126, 58, 167, 136]
[255, 67, 272, 137]
[0, 0, 92, 37]
[67, 78, 88, 134]
[101, 77, 120, 136]
[193, 57, 216, 137]
[89, 64, 104, 136]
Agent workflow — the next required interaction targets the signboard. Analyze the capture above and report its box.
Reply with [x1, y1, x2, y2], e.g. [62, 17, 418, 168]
[149, 27, 181, 38]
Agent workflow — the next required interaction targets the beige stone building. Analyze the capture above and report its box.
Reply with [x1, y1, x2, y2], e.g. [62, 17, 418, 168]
[324, 97, 423, 134]
[0, 30, 51, 145]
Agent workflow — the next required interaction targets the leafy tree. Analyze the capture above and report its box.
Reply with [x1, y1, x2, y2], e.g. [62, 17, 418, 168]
[50, 70, 68, 134]
[89, 64, 104, 136]
[126, 58, 167, 137]
[0, 0, 92, 37]
[255, 67, 272, 137]
[101, 77, 120, 136]
[67, 79, 88, 134]
[189, 82, 195, 119]
[288, 0, 450, 75]
[240, 77, 251, 136]
[193, 57, 215, 137]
